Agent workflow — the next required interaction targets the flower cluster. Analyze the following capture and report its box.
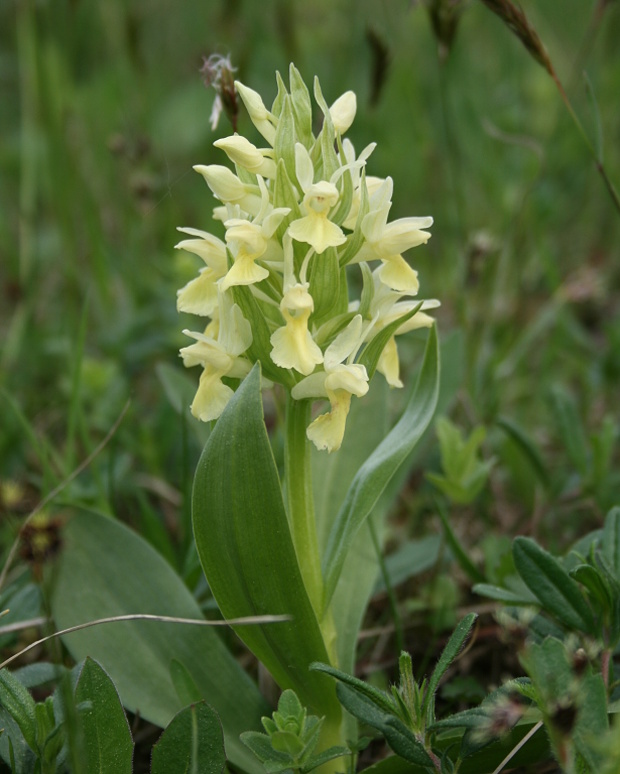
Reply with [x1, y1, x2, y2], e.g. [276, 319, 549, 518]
[177, 65, 438, 452]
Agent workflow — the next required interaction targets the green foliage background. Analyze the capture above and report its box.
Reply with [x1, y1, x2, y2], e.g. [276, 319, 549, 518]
[2, 0, 620, 609]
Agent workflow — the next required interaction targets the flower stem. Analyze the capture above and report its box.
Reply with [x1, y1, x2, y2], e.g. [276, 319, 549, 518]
[284, 395, 324, 618]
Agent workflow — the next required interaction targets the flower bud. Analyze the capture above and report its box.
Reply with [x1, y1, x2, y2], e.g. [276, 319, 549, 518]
[235, 81, 277, 145]
[329, 91, 357, 135]
[214, 135, 276, 178]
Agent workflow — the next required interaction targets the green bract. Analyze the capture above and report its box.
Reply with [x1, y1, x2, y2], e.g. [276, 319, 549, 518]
[177, 64, 437, 452]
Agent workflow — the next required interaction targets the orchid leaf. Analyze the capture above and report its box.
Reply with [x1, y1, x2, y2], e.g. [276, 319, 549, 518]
[50, 510, 266, 774]
[322, 326, 439, 609]
[192, 363, 340, 720]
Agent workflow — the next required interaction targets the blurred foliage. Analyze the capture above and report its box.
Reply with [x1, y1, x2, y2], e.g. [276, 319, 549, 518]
[1, 0, 620, 767]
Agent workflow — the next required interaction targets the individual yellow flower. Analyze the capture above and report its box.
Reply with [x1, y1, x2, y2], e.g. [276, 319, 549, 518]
[219, 178, 290, 291]
[180, 299, 253, 421]
[292, 316, 369, 452]
[356, 178, 433, 292]
[270, 283, 323, 375]
[175, 228, 228, 317]
[356, 271, 440, 388]
[287, 144, 346, 254]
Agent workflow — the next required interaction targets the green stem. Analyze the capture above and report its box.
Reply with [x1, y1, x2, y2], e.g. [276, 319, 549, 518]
[284, 396, 324, 619]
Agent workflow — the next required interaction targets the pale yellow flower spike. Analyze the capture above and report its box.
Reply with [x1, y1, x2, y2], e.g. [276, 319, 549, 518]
[270, 284, 324, 375]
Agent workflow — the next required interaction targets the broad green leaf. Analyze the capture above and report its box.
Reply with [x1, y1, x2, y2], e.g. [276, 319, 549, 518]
[322, 326, 439, 609]
[74, 658, 133, 774]
[192, 364, 340, 721]
[513, 537, 596, 634]
[151, 701, 226, 774]
[170, 660, 202, 707]
[50, 509, 266, 774]
[602, 506, 620, 578]
[0, 668, 37, 751]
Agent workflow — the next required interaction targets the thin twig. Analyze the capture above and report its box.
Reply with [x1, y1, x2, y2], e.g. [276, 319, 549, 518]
[0, 399, 131, 593]
[491, 720, 543, 774]
[0, 616, 47, 636]
[0, 612, 291, 670]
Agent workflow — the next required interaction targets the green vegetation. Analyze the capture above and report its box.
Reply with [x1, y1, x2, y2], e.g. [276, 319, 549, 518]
[1, 1, 619, 771]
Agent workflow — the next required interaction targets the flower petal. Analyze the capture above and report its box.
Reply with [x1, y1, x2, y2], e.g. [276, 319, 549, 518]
[376, 256, 420, 294]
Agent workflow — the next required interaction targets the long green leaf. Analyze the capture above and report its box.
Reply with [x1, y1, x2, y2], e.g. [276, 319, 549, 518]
[74, 658, 133, 774]
[313, 379, 390, 674]
[513, 537, 596, 634]
[192, 364, 340, 720]
[50, 509, 266, 774]
[322, 326, 439, 609]
[151, 701, 226, 774]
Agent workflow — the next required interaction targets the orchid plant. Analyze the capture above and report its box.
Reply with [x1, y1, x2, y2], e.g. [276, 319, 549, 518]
[15, 64, 441, 774]
[177, 64, 440, 767]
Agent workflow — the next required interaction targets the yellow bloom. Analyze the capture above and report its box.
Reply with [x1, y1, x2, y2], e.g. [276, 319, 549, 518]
[175, 228, 228, 317]
[270, 284, 323, 375]
[356, 271, 439, 388]
[292, 316, 368, 452]
[180, 300, 253, 422]
[219, 184, 290, 291]
[356, 178, 433, 292]
[287, 144, 346, 254]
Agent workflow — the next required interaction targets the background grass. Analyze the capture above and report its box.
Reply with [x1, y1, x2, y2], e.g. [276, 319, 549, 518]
[2, 0, 620, 718]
